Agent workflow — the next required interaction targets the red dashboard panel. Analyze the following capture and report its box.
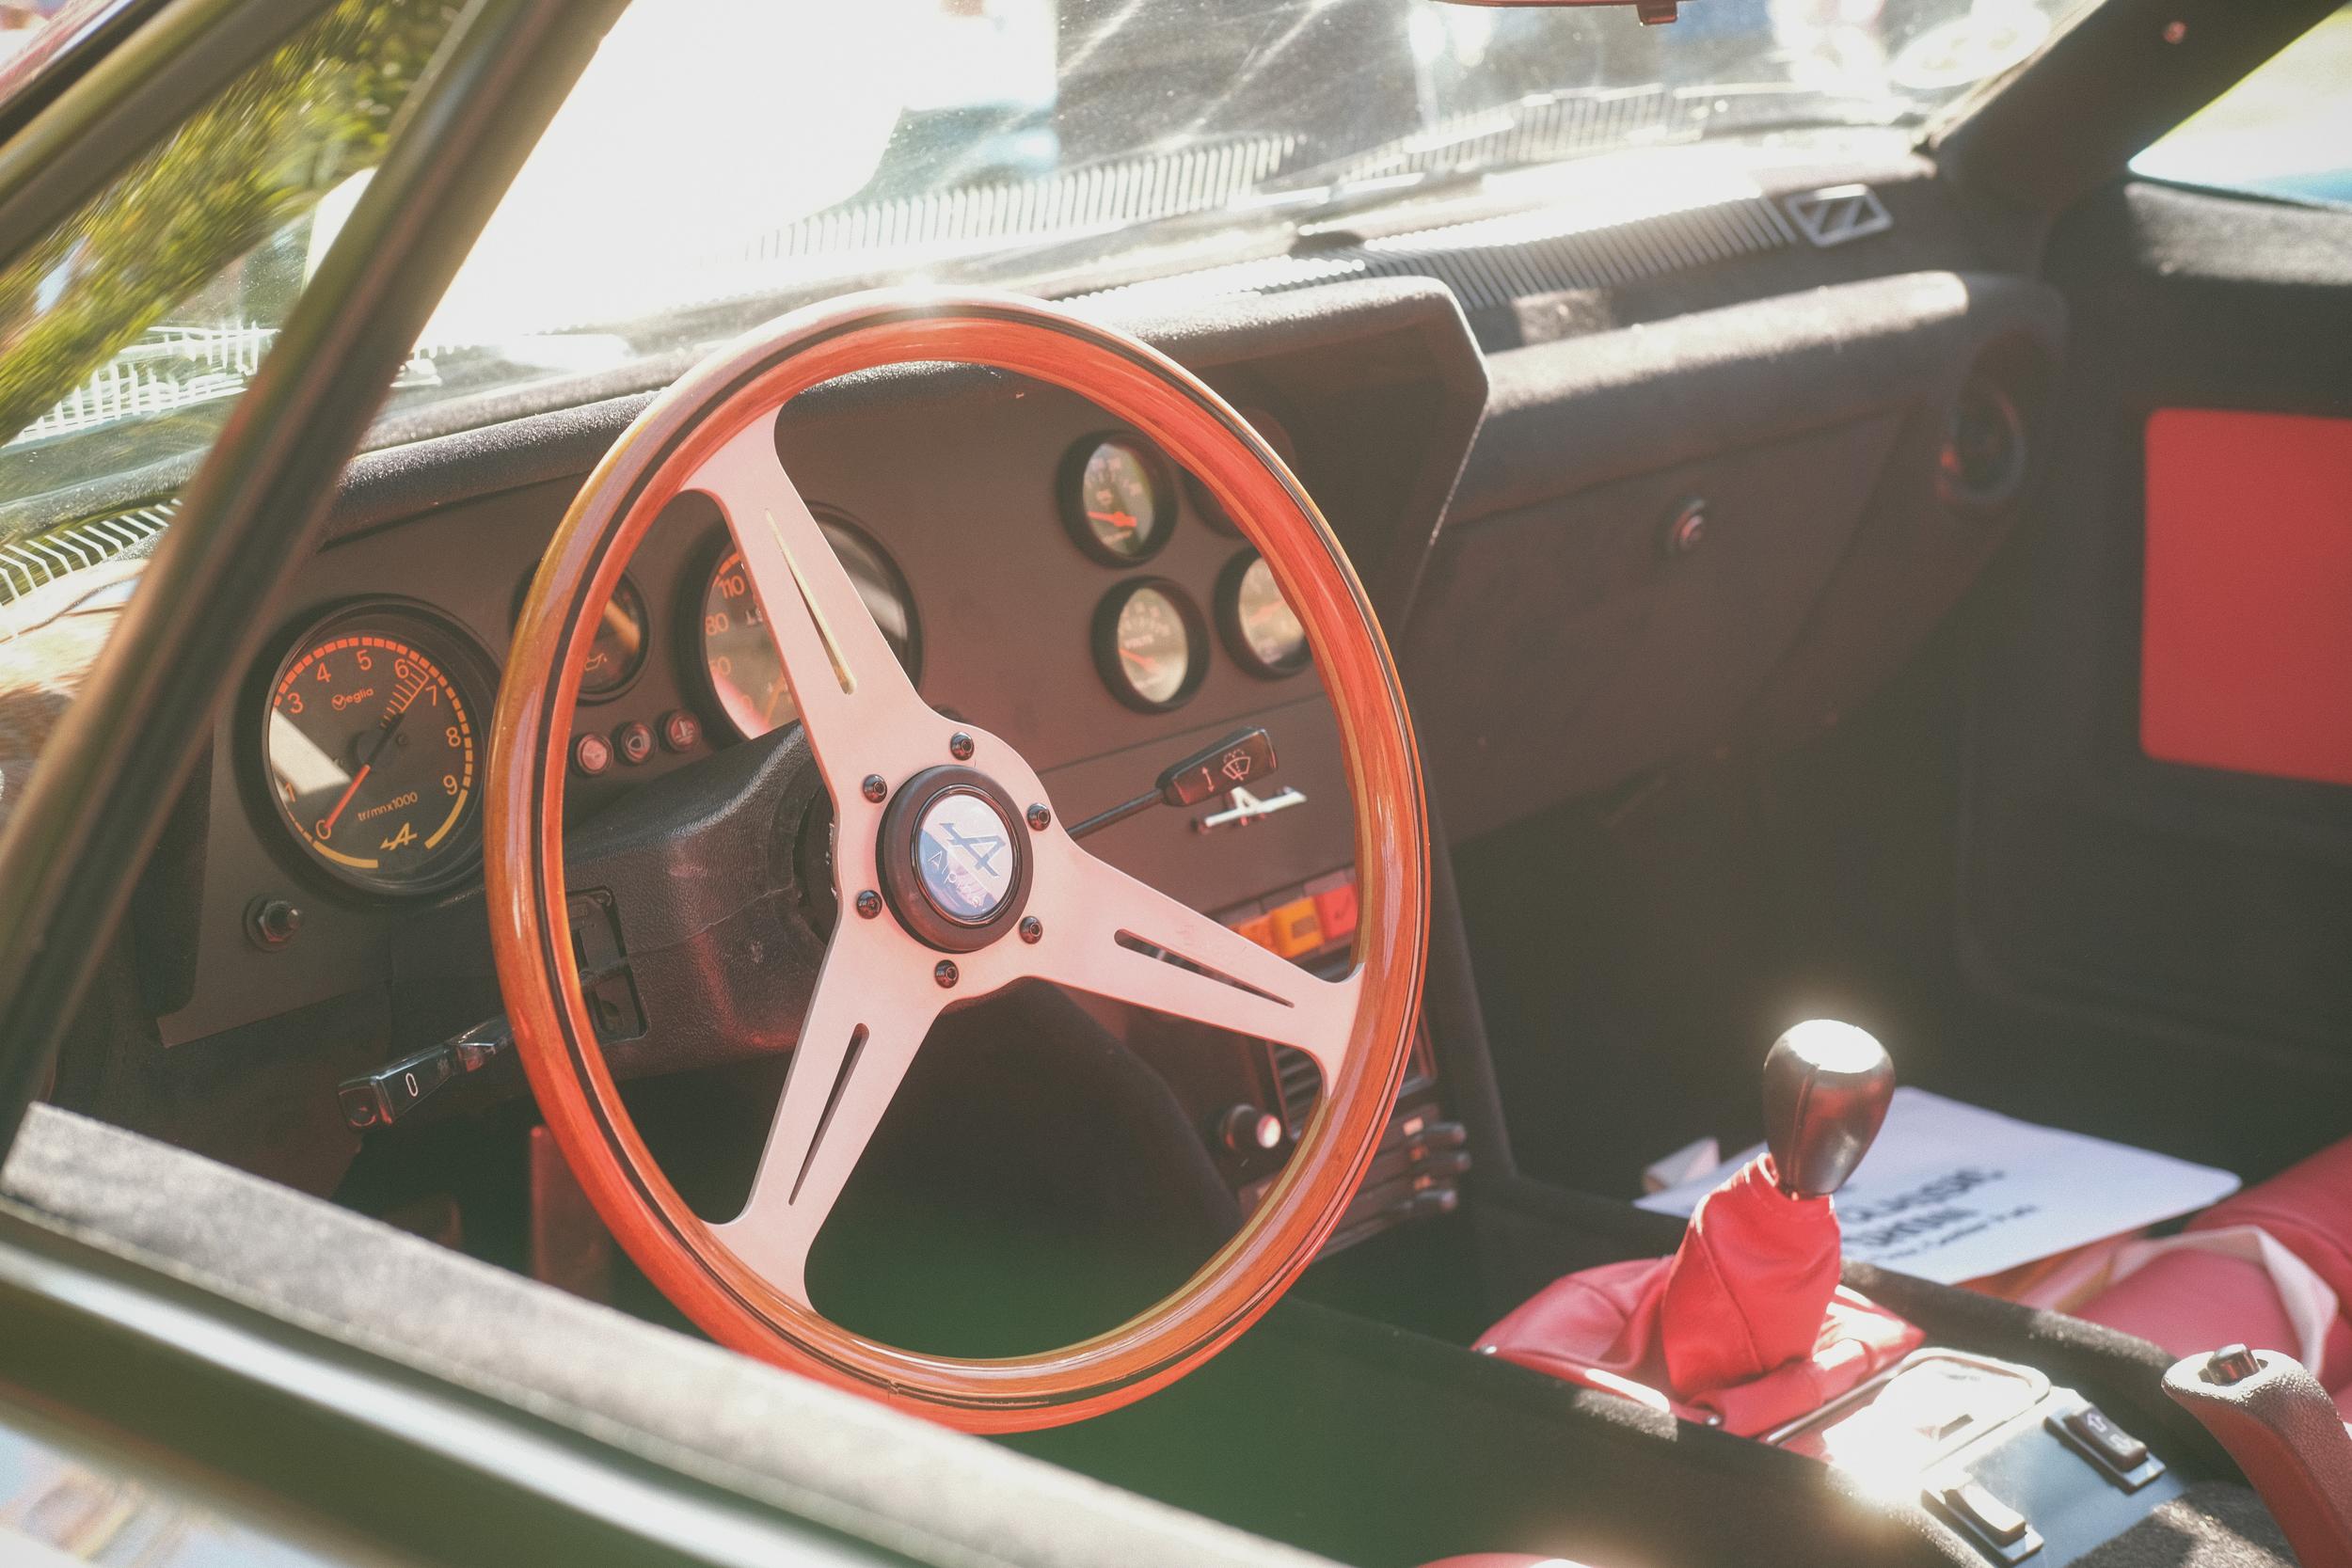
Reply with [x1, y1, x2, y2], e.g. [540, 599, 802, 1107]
[2141, 408, 2352, 787]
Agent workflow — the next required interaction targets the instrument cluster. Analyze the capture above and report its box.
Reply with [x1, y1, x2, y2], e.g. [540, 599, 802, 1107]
[250, 410, 1311, 902]
[1062, 415, 1310, 717]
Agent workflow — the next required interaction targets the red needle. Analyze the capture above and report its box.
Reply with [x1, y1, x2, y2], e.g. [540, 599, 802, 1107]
[319, 764, 370, 836]
[1120, 647, 1155, 671]
[1089, 510, 1137, 531]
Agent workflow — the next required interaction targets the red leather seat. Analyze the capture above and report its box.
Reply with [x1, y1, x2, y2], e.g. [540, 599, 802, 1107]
[2076, 1136, 2352, 1411]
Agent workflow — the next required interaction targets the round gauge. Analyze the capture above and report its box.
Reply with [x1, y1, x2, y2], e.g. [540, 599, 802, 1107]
[1060, 436, 1175, 563]
[1218, 551, 1309, 678]
[579, 575, 648, 698]
[1094, 579, 1207, 713]
[261, 608, 490, 895]
[516, 572, 647, 701]
[699, 515, 918, 739]
[1187, 407, 1294, 537]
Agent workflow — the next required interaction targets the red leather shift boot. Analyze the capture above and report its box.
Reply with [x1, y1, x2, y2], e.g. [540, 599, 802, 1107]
[1661, 1154, 1842, 1388]
[1479, 1155, 1921, 1436]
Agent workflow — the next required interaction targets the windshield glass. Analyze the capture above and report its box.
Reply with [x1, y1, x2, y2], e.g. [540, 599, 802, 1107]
[0, 0, 2094, 522]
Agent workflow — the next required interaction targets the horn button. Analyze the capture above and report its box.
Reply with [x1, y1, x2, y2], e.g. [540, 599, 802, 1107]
[875, 767, 1034, 952]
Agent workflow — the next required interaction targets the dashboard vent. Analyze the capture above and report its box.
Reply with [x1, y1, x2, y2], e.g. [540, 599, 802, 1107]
[0, 499, 174, 611]
[1938, 371, 2028, 512]
[1272, 1043, 1323, 1136]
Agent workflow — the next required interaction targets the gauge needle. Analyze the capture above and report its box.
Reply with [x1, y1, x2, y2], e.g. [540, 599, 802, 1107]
[319, 766, 370, 837]
[1089, 510, 1137, 531]
[1120, 647, 1156, 672]
[323, 706, 410, 836]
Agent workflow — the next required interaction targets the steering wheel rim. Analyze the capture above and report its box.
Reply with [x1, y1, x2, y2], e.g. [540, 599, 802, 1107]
[486, 290, 1428, 1432]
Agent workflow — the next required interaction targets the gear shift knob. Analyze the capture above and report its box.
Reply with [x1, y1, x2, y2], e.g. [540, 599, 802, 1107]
[1762, 1021, 1894, 1199]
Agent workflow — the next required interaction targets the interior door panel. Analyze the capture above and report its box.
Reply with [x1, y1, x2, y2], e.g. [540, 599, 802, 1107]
[2140, 406, 2352, 786]
[1961, 182, 2352, 1100]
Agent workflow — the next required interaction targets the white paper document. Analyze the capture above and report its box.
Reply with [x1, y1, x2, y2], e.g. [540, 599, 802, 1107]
[1635, 1087, 2242, 1285]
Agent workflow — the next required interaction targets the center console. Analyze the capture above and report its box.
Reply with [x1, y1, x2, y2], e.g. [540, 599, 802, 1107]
[1008, 860, 2296, 1568]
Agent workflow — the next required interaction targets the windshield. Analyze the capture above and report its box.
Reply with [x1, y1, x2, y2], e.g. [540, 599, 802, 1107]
[0, 0, 2090, 528]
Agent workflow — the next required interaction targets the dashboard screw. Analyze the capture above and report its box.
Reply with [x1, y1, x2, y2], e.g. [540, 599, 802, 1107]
[1025, 803, 1051, 832]
[948, 732, 976, 761]
[1019, 916, 1042, 944]
[933, 959, 960, 989]
[854, 890, 882, 920]
[861, 773, 887, 802]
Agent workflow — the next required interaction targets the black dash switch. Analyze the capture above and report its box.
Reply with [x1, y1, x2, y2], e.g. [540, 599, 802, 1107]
[2062, 1406, 2149, 1472]
[1935, 1478, 2030, 1549]
[1157, 727, 1277, 807]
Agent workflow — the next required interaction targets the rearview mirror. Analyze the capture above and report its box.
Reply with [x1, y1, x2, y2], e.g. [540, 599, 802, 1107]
[1429, 0, 1689, 25]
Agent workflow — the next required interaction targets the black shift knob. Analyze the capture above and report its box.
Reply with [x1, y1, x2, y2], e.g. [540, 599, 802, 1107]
[1761, 1021, 1895, 1199]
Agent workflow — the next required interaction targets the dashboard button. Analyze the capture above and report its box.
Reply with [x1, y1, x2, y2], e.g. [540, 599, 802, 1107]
[1312, 880, 1359, 943]
[1230, 912, 1276, 950]
[660, 710, 700, 753]
[572, 733, 612, 777]
[613, 720, 655, 767]
[1266, 897, 1324, 958]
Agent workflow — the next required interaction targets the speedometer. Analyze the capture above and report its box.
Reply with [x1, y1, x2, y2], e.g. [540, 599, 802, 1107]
[698, 515, 918, 739]
[261, 606, 490, 895]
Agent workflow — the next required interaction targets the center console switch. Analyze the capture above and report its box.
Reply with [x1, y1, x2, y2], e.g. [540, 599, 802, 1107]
[1772, 1349, 2177, 1563]
[1219, 865, 1467, 1254]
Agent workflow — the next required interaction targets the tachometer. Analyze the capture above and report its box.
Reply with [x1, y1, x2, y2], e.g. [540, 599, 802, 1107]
[1061, 436, 1175, 563]
[698, 515, 918, 739]
[262, 608, 490, 895]
[1094, 579, 1206, 713]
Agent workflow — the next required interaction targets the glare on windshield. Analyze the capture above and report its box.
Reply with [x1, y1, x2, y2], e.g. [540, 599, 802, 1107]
[1, 0, 2088, 526]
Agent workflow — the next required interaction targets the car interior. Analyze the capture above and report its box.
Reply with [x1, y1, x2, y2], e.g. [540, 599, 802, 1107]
[0, 0, 2347, 1565]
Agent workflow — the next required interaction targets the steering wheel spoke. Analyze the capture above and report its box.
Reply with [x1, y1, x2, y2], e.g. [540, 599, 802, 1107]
[689, 420, 938, 797]
[714, 924, 942, 1305]
[1020, 839, 1360, 1074]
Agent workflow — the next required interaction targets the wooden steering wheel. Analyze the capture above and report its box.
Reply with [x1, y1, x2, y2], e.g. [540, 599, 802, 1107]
[486, 291, 1427, 1432]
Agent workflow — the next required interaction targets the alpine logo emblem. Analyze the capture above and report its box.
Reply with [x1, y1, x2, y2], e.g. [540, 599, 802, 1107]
[1783, 184, 1892, 249]
[914, 790, 1016, 924]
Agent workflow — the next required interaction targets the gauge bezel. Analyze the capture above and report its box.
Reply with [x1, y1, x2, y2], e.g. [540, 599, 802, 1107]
[688, 510, 922, 742]
[1092, 577, 1209, 714]
[248, 599, 498, 900]
[1058, 433, 1177, 566]
[1216, 549, 1311, 680]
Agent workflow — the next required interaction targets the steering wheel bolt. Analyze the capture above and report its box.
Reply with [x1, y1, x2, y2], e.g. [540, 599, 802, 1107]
[1025, 802, 1051, 832]
[860, 773, 887, 803]
[854, 889, 882, 919]
[933, 959, 960, 989]
[948, 732, 976, 761]
[1019, 915, 1042, 943]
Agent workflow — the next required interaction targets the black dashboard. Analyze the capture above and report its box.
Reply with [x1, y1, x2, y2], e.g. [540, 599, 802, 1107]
[96, 144, 2064, 1229]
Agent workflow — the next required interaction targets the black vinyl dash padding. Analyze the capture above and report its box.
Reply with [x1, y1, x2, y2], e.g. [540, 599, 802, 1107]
[0, 1104, 1338, 1568]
